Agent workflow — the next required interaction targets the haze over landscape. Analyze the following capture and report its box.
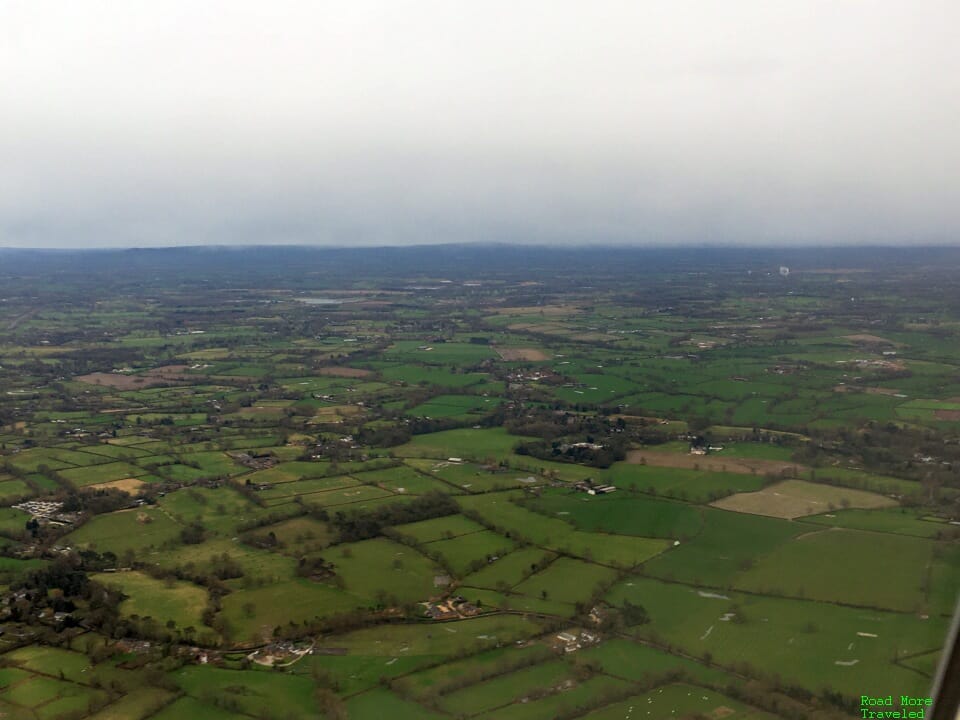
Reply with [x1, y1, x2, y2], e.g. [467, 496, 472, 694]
[2, 0, 958, 248]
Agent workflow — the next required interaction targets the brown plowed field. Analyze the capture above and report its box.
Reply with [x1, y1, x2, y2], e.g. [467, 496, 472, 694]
[75, 365, 192, 389]
[495, 347, 550, 361]
[625, 449, 804, 476]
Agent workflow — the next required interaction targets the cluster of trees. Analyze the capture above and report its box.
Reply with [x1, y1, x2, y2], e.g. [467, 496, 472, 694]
[516, 437, 627, 468]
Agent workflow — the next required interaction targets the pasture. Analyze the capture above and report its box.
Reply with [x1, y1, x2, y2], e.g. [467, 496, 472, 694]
[524, 489, 703, 539]
[733, 528, 936, 612]
[711, 479, 896, 519]
[90, 571, 209, 631]
[607, 576, 946, 697]
[65, 507, 182, 556]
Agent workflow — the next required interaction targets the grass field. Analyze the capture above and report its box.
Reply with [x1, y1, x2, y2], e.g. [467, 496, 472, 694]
[60, 461, 146, 487]
[577, 638, 732, 685]
[473, 674, 631, 720]
[460, 547, 558, 590]
[393, 514, 488, 543]
[457, 493, 671, 567]
[90, 571, 209, 632]
[346, 688, 447, 720]
[332, 537, 438, 603]
[158, 485, 267, 535]
[711, 479, 897, 519]
[87, 687, 176, 720]
[524, 490, 704, 539]
[601, 464, 769, 502]
[513, 557, 618, 605]
[422, 530, 516, 575]
[733, 528, 936, 612]
[355, 465, 456, 495]
[438, 659, 574, 715]
[800, 507, 952, 538]
[65, 507, 182, 556]
[220, 579, 359, 643]
[393, 644, 553, 700]
[644, 507, 804, 586]
[174, 665, 318, 719]
[607, 576, 946, 698]
[394, 428, 533, 461]
[578, 682, 777, 720]
[406, 394, 502, 419]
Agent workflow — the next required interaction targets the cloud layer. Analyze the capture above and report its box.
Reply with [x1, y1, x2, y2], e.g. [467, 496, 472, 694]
[2, 1, 958, 247]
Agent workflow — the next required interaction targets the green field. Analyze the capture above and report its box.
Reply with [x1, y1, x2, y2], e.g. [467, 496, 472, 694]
[645, 507, 804, 586]
[1, 248, 959, 720]
[65, 507, 182, 556]
[524, 489, 704, 539]
[91, 571, 210, 634]
[733, 528, 937, 612]
[607, 576, 945, 697]
[422, 530, 516, 575]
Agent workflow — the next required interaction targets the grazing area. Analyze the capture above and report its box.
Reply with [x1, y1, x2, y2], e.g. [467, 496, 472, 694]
[711, 478, 897, 519]
[0, 245, 956, 719]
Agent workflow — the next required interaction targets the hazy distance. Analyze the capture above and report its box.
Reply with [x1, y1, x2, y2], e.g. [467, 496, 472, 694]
[2, 1, 958, 248]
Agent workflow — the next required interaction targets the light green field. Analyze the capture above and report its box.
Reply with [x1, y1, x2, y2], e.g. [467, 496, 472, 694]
[578, 638, 732, 685]
[394, 644, 553, 700]
[801, 508, 952, 538]
[322, 614, 548, 656]
[457, 493, 671, 567]
[423, 530, 516, 575]
[332, 537, 438, 603]
[393, 514, 488, 543]
[346, 688, 447, 720]
[87, 687, 176, 720]
[438, 659, 573, 715]
[219, 579, 359, 643]
[394, 428, 533, 461]
[355, 465, 456, 495]
[513, 557, 618, 605]
[149, 696, 246, 720]
[60, 461, 145, 487]
[174, 665, 318, 720]
[65, 507, 182, 556]
[91, 571, 209, 632]
[473, 674, 631, 720]
[460, 547, 558, 590]
[578, 682, 777, 720]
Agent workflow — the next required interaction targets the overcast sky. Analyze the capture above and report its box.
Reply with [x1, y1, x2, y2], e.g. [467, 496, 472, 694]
[1, 1, 958, 248]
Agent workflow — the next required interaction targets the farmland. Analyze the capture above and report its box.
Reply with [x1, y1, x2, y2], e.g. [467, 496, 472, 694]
[0, 245, 957, 719]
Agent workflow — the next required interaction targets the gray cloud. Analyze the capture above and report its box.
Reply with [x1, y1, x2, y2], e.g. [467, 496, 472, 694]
[1, 0, 958, 247]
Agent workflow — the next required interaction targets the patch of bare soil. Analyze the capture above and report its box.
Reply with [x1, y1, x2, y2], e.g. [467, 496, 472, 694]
[626, 450, 804, 476]
[493, 304, 582, 316]
[844, 333, 895, 344]
[833, 385, 903, 396]
[934, 410, 960, 421]
[75, 365, 192, 389]
[87, 478, 147, 494]
[495, 347, 550, 361]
